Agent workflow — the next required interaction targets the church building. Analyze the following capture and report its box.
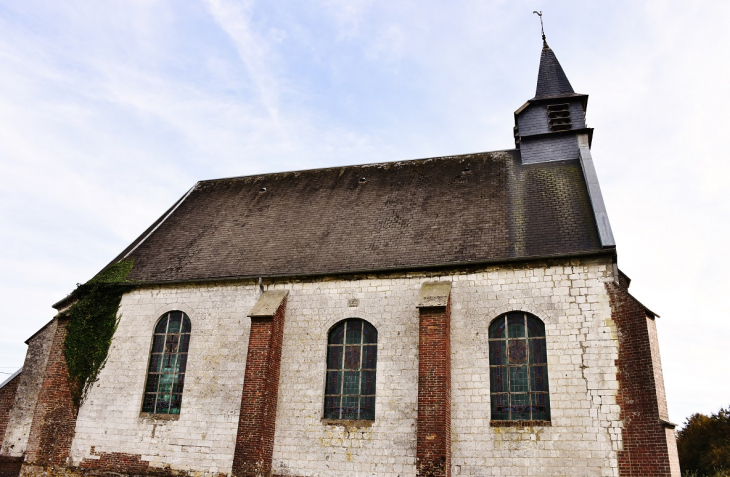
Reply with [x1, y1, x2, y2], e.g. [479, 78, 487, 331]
[0, 37, 680, 477]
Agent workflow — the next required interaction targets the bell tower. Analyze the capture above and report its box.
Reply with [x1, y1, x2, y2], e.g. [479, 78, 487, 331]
[514, 17, 615, 247]
[513, 40, 592, 164]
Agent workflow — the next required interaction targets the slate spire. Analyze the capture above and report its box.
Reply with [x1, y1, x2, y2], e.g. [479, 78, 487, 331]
[534, 43, 575, 99]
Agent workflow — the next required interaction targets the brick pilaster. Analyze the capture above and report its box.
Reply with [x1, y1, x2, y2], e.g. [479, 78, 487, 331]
[22, 317, 77, 468]
[416, 282, 452, 477]
[233, 291, 288, 477]
[606, 281, 678, 476]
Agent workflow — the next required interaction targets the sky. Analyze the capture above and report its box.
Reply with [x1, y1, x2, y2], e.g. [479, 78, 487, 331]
[1, 0, 729, 428]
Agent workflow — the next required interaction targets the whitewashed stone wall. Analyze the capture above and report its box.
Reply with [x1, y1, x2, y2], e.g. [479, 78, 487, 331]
[268, 276, 422, 477]
[450, 259, 621, 477]
[70, 283, 259, 473]
[69, 256, 622, 476]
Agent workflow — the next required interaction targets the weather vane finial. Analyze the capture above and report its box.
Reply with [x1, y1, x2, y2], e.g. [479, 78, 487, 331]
[533, 11, 548, 48]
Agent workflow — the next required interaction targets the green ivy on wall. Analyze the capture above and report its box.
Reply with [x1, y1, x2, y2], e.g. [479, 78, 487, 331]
[62, 259, 134, 407]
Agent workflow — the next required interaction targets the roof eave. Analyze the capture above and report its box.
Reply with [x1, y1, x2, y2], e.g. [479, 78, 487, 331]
[77, 249, 615, 291]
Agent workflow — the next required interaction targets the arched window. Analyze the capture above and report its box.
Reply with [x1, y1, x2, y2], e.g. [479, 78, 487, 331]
[488, 311, 550, 421]
[324, 319, 377, 420]
[142, 311, 191, 415]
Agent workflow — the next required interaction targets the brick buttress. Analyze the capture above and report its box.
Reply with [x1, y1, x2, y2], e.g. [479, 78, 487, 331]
[606, 280, 680, 477]
[233, 290, 289, 477]
[416, 282, 452, 477]
[21, 317, 78, 472]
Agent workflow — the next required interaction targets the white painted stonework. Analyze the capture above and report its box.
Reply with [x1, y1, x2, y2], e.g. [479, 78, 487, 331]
[70, 283, 258, 473]
[69, 256, 621, 477]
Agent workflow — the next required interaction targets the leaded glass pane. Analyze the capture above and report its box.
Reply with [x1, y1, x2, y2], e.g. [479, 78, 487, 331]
[325, 371, 341, 395]
[343, 371, 359, 395]
[149, 354, 162, 373]
[165, 335, 180, 354]
[490, 366, 506, 394]
[511, 393, 530, 419]
[158, 375, 174, 394]
[489, 340, 506, 366]
[152, 335, 165, 352]
[360, 396, 375, 420]
[361, 370, 376, 395]
[168, 314, 181, 333]
[530, 366, 549, 392]
[508, 339, 528, 365]
[327, 346, 343, 369]
[491, 394, 509, 420]
[329, 322, 345, 344]
[142, 394, 155, 413]
[155, 317, 168, 333]
[175, 374, 185, 393]
[182, 317, 192, 333]
[529, 338, 547, 365]
[531, 393, 550, 420]
[344, 346, 360, 369]
[526, 316, 545, 337]
[345, 321, 362, 344]
[324, 396, 340, 419]
[489, 317, 506, 338]
[166, 353, 179, 374]
[342, 396, 359, 419]
[509, 366, 529, 393]
[324, 319, 377, 420]
[155, 397, 170, 414]
[170, 394, 182, 414]
[362, 345, 377, 369]
[145, 374, 159, 393]
[363, 322, 377, 344]
[507, 313, 526, 338]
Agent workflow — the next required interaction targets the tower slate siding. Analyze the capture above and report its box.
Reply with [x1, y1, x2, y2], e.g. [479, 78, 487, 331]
[520, 135, 580, 164]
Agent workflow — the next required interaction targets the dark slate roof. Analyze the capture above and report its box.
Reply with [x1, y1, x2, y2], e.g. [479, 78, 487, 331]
[535, 45, 575, 99]
[112, 150, 605, 283]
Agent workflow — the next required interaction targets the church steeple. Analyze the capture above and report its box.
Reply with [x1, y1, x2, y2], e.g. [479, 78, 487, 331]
[534, 44, 575, 99]
[512, 35, 590, 164]
[512, 30, 615, 248]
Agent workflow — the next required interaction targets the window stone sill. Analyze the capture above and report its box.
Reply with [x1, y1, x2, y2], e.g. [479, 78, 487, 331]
[321, 419, 374, 428]
[490, 420, 551, 428]
[139, 412, 180, 421]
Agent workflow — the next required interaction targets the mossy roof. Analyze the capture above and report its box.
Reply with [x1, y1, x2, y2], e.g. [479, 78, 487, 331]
[108, 149, 606, 284]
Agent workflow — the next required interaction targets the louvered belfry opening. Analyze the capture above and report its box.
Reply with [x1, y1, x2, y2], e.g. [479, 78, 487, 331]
[546, 103, 572, 131]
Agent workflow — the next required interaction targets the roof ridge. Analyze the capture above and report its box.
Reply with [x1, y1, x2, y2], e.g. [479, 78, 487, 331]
[197, 149, 520, 183]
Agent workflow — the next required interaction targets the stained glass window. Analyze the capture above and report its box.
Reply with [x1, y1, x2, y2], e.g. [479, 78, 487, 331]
[324, 319, 377, 420]
[141, 311, 191, 415]
[488, 312, 550, 421]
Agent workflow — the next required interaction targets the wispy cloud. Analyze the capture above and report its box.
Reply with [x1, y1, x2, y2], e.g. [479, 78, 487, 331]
[204, 0, 282, 120]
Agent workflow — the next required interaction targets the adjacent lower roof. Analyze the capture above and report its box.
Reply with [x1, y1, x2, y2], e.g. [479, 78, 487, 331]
[109, 149, 607, 284]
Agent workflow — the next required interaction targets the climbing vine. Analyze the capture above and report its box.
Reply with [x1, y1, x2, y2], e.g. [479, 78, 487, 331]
[62, 259, 134, 407]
